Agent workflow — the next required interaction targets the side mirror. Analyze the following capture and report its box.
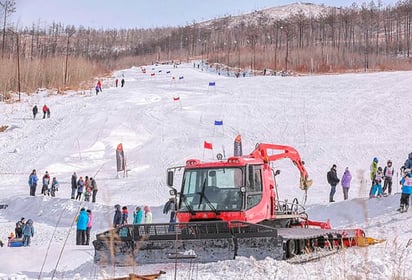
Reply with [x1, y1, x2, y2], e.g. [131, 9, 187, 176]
[169, 189, 177, 196]
[167, 170, 174, 187]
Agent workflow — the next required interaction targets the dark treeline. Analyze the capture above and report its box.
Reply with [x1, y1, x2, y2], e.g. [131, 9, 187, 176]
[1, 0, 412, 96]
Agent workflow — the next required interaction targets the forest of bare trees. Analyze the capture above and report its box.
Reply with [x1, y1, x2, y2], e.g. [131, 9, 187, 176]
[1, 0, 412, 98]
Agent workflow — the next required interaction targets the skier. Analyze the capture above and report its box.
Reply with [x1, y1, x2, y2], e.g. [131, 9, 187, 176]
[398, 168, 412, 213]
[28, 169, 38, 196]
[32, 105, 38, 119]
[121, 78, 125, 87]
[370, 167, 384, 198]
[115, 78, 119, 87]
[326, 164, 339, 202]
[341, 167, 352, 200]
[383, 160, 394, 195]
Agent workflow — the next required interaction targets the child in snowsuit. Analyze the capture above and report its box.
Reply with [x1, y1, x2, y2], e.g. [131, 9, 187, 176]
[42, 171, 50, 195]
[15, 217, 25, 238]
[84, 176, 91, 202]
[341, 167, 352, 200]
[76, 177, 85, 200]
[22, 219, 34, 247]
[383, 160, 394, 195]
[370, 167, 384, 198]
[399, 169, 412, 212]
[51, 177, 59, 197]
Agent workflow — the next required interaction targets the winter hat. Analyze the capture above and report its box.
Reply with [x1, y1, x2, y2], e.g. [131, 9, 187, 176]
[373, 157, 378, 163]
[144, 205, 150, 212]
[332, 164, 337, 169]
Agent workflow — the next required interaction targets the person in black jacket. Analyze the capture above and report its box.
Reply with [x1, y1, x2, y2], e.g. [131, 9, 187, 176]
[32, 105, 38, 119]
[113, 204, 122, 228]
[327, 164, 340, 202]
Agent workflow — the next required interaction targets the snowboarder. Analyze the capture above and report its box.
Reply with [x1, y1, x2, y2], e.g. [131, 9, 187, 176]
[41, 171, 50, 195]
[113, 204, 122, 228]
[398, 168, 412, 213]
[327, 164, 339, 202]
[341, 167, 352, 200]
[15, 217, 25, 238]
[121, 78, 125, 87]
[76, 208, 89, 245]
[22, 219, 34, 247]
[383, 160, 394, 195]
[32, 105, 38, 119]
[133, 206, 143, 224]
[28, 169, 38, 196]
[71, 172, 77, 199]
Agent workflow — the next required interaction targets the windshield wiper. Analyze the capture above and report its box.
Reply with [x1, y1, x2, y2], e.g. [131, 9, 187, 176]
[180, 194, 195, 215]
[197, 178, 219, 214]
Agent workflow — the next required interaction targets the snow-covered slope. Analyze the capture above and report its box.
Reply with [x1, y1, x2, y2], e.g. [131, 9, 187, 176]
[0, 63, 411, 279]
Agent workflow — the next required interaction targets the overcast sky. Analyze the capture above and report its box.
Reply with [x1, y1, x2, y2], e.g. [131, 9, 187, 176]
[13, 0, 399, 30]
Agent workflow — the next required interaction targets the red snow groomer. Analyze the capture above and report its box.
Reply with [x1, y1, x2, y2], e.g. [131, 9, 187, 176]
[93, 143, 383, 265]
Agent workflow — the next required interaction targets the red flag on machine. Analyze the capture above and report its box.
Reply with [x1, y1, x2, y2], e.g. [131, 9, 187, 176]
[116, 143, 125, 172]
[204, 141, 213, 150]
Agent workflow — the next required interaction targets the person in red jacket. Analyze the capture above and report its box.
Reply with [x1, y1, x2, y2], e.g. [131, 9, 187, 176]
[42, 105, 48, 119]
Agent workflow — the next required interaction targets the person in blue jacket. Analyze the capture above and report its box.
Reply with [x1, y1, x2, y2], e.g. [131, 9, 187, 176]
[76, 208, 89, 245]
[133, 206, 143, 224]
[22, 219, 34, 246]
[28, 169, 38, 196]
[398, 168, 412, 213]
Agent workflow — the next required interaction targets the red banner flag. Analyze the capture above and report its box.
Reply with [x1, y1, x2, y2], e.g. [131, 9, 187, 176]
[173, 97, 180, 101]
[204, 141, 213, 150]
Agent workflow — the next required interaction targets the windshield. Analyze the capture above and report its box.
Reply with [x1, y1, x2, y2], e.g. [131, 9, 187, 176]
[180, 167, 244, 212]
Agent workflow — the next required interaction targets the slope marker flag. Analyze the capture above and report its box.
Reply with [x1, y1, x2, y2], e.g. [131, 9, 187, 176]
[204, 141, 213, 149]
[213, 120, 224, 136]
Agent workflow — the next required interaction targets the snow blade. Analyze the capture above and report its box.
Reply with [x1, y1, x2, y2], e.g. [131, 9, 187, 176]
[92, 221, 283, 265]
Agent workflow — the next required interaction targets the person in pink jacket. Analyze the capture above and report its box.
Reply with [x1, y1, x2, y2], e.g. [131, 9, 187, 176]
[85, 209, 93, 245]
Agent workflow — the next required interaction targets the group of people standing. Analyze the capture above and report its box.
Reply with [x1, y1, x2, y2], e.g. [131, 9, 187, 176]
[326, 152, 412, 213]
[112, 204, 152, 228]
[76, 208, 93, 245]
[28, 169, 59, 197]
[71, 172, 98, 202]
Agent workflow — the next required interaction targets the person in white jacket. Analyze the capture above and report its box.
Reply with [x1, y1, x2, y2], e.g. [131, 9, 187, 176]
[143, 205, 152, 234]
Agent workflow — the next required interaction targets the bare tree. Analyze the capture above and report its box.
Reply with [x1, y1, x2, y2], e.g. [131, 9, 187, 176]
[0, 0, 16, 58]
